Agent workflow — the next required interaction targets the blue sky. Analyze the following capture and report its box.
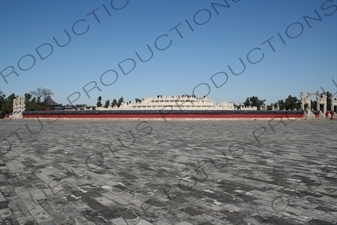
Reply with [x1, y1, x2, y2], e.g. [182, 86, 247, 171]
[1, 0, 336, 106]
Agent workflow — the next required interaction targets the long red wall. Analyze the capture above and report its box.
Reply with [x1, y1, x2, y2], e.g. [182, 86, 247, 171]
[22, 113, 304, 119]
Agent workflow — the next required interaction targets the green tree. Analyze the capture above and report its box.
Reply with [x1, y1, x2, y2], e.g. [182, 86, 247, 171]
[243, 96, 266, 110]
[326, 91, 333, 110]
[31, 97, 38, 110]
[104, 100, 110, 108]
[267, 104, 272, 110]
[24, 93, 33, 111]
[243, 98, 250, 107]
[1, 93, 16, 114]
[0, 91, 6, 116]
[24, 93, 45, 111]
[284, 95, 300, 110]
[117, 97, 124, 107]
[257, 99, 266, 110]
[249, 96, 259, 108]
[97, 96, 102, 107]
[277, 100, 285, 110]
[312, 101, 317, 110]
[111, 99, 117, 107]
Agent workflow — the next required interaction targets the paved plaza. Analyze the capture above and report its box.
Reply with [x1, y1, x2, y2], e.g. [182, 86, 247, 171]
[0, 119, 336, 225]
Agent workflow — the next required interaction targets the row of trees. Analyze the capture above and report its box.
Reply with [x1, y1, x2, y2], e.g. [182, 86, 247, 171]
[24, 93, 46, 111]
[242, 91, 334, 111]
[0, 88, 54, 116]
[0, 91, 16, 115]
[242, 96, 267, 110]
[97, 96, 125, 108]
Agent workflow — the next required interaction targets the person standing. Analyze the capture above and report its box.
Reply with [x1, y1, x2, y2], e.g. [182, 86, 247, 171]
[325, 110, 330, 118]
[330, 110, 334, 120]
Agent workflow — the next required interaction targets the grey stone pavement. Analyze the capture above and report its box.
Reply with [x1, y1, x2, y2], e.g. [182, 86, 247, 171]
[0, 118, 336, 225]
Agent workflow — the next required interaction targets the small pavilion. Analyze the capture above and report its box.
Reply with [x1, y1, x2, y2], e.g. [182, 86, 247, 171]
[44, 96, 62, 110]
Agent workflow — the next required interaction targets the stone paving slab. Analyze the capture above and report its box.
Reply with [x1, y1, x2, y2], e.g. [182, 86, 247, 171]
[0, 119, 336, 224]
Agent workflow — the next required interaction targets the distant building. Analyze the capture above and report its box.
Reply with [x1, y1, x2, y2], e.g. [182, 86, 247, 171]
[44, 96, 62, 110]
[96, 95, 237, 110]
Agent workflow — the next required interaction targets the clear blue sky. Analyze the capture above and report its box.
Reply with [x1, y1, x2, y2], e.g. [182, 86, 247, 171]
[1, 0, 336, 106]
